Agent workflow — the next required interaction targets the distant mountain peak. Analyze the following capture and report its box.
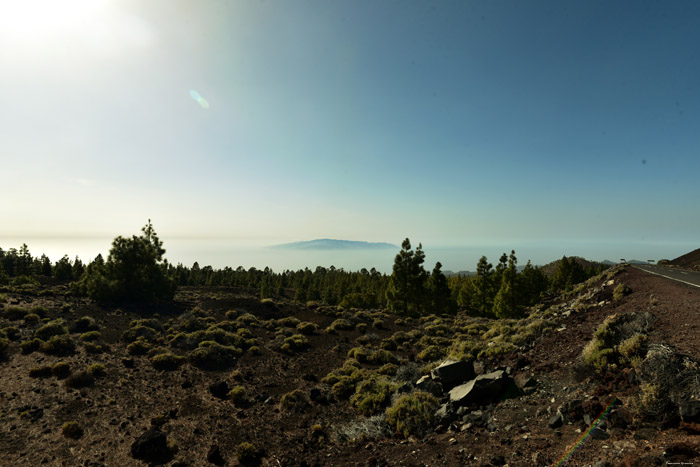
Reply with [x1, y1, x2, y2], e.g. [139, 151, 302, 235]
[271, 239, 397, 251]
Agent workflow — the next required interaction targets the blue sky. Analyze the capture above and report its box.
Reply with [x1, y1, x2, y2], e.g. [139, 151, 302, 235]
[1, 0, 699, 265]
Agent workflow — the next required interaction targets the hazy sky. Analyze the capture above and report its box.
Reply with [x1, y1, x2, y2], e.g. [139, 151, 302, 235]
[2, 0, 699, 261]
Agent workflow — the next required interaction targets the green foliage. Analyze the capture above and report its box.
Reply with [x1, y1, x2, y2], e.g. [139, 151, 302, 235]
[151, 353, 186, 371]
[189, 341, 241, 370]
[23, 313, 40, 324]
[417, 345, 446, 362]
[72, 221, 176, 303]
[386, 239, 428, 316]
[71, 316, 99, 333]
[280, 389, 310, 413]
[79, 330, 101, 342]
[325, 318, 353, 333]
[280, 334, 309, 353]
[296, 321, 318, 335]
[35, 319, 68, 340]
[5, 306, 28, 321]
[29, 366, 53, 378]
[40, 335, 75, 356]
[122, 325, 159, 343]
[127, 338, 152, 355]
[385, 391, 438, 438]
[62, 421, 84, 439]
[228, 386, 249, 407]
[235, 442, 262, 466]
[20, 338, 42, 354]
[350, 377, 397, 416]
[427, 262, 457, 314]
[88, 363, 107, 377]
[52, 361, 71, 379]
[613, 283, 632, 301]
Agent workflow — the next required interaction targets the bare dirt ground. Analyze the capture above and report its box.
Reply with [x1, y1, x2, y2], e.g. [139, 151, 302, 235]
[1, 265, 700, 466]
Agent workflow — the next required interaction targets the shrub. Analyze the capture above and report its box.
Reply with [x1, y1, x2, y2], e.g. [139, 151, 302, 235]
[35, 319, 68, 340]
[151, 353, 186, 371]
[377, 363, 398, 376]
[417, 345, 446, 362]
[52, 361, 71, 379]
[385, 391, 439, 438]
[83, 341, 108, 354]
[40, 335, 76, 356]
[325, 319, 353, 334]
[29, 366, 53, 378]
[350, 378, 397, 416]
[65, 371, 95, 389]
[72, 316, 99, 333]
[296, 322, 318, 335]
[23, 313, 40, 324]
[228, 386, 249, 407]
[20, 338, 43, 354]
[127, 338, 152, 355]
[5, 306, 28, 321]
[88, 364, 107, 377]
[278, 316, 301, 328]
[613, 284, 632, 301]
[2, 326, 20, 341]
[236, 442, 261, 466]
[189, 341, 241, 370]
[225, 310, 239, 320]
[280, 389, 310, 413]
[368, 349, 399, 365]
[80, 331, 101, 342]
[356, 323, 368, 334]
[122, 325, 159, 343]
[62, 421, 84, 439]
[280, 334, 309, 353]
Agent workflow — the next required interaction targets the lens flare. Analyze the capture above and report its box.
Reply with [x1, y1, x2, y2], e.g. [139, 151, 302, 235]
[189, 89, 210, 109]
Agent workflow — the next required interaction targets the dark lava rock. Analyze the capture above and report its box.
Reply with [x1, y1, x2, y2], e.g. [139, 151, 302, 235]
[130, 427, 174, 465]
[207, 444, 226, 466]
[548, 414, 563, 429]
[209, 381, 230, 400]
[449, 370, 509, 407]
[679, 400, 700, 423]
[431, 360, 475, 389]
[664, 441, 699, 461]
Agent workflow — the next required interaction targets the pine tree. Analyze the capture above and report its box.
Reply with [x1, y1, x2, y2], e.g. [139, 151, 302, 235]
[493, 250, 520, 318]
[427, 262, 457, 314]
[386, 238, 428, 315]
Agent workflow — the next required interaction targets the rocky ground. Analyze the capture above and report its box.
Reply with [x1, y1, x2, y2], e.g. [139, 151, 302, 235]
[1, 265, 700, 466]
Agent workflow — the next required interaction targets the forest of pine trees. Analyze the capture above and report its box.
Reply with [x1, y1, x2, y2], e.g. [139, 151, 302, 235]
[0, 229, 606, 316]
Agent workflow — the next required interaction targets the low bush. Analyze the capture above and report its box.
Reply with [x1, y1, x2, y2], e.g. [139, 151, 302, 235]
[52, 361, 71, 379]
[151, 353, 186, 371]
[84, 341, 108, 354]
[325, 319, 353, 334]
[613, 284, 632, 301]
[79, 331, 101, 342]
[2, 326, 20, 341]
[72, 316, 99, 333]
[236, 441, 261, 466]
[280, 389, 310, 413]
[4, 306, 28, 321]
[417, 345, 446, 362]
[29, 366, 53, 378]
[280, 334, 309, 353]
[62, 421, 84, 439]
[228, 385, 249, 407]
[385, 391, 439, 438]
[20, 338, 43, 354]
[189, 341, 241, 370]
[65, 370, 95, 389]
[127, 338, 152, 355]
[122, 325, 159, 343]
[35, 319, 68, 341]
[40, 335, 76, 356]
[23, 313, 40, 324]
[350, 377, 397, 416]
[88, 363, 107, 377]
[296, 322, 318, 335]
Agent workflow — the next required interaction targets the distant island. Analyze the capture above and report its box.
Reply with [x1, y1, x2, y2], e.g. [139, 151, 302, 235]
[270, 238, 398, 250]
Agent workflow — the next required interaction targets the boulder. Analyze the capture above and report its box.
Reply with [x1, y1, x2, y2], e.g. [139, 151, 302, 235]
[209, 381, 230, 400]
[130, 427, 174, 464]
[431, 360, 474, 389]
[448, 370, 509, 407]
[435, 402, 458, 425]
[416, 375, 443, 397]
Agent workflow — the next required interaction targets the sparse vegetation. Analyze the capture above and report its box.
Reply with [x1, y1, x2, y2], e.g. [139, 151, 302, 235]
[385, 391, 439, 438]
[280, 389, 311, 413]
[62, 421, 84, 439]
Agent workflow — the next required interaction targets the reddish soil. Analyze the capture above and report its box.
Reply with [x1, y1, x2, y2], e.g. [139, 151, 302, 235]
[1, 266, 700, 466]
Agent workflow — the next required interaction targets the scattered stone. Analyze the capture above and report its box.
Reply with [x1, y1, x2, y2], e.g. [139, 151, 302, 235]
[664, 442, 699, 461]
[209, 381, 230, 400]
[490, 454, 506, 466]
[130, 427, 174, 464]
[590, 427, 610, 440]
[431, 360, 474, 389]
[449, 371, 509, 407]
[207, 444, 226, 466]
[548, 414, 563, 429]
[435, 402, 457, 425]
[513, 372, 537, 390]
[633, 427, 658, 440]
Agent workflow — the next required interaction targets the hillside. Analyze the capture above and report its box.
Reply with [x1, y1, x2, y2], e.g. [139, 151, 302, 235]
[538, 256, 607, 276]
[670, 247, 700, 270]
[1, 266, 700, 465]
[271, 239, 397, 250]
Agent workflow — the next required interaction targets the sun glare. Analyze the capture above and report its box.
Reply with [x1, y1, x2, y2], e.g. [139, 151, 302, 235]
[0, 0, 111, 44]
